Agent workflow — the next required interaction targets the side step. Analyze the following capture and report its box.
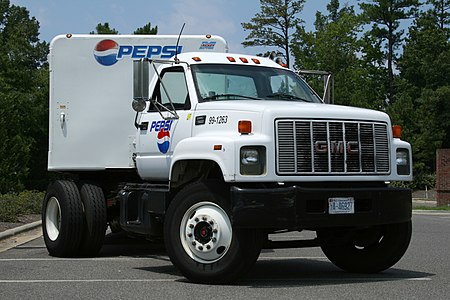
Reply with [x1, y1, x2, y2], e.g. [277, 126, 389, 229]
[123, 182, 170, 192]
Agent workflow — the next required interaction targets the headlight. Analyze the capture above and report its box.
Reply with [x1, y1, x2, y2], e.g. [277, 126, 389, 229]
[240, 146, 266, 175]
[241, 149, 259, 165]
[396, 149, 410, 175]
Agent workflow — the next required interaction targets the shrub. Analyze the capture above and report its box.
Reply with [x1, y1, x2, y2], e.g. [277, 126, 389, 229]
[0, 190, 44, 222]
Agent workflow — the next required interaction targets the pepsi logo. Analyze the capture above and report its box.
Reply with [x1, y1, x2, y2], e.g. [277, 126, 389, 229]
[157, 128, 170, 154]
[94, 39, 119, 66]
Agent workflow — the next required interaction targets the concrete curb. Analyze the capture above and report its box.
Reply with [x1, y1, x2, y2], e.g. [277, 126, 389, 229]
[412, 210, 450, 215]
[0, 221, 42, 241]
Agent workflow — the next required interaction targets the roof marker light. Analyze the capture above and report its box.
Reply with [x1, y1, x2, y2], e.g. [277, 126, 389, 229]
[240, 57, 249, 63]
[251, 58, 261, 64]
[192, 57, 202, 62]
[227, 56, 236, 62]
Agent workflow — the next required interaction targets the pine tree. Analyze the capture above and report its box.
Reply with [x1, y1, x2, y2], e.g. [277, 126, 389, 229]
[426, 0, 450, 29]
[241, 0, 306, 67]
[134, 22, 158, 35]
[90, 22, 118, 34]
[359, 0, 420, 104]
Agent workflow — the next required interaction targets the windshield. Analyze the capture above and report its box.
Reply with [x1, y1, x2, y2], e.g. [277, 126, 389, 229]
[191, 64, 322, 103]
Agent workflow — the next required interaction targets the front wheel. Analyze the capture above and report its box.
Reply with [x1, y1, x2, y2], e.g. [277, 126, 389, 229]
[318, 221, 412, 273]
[164, 182, 262, 284]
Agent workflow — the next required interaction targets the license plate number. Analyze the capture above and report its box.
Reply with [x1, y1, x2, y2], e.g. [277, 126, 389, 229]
[328, 197, 355, 214]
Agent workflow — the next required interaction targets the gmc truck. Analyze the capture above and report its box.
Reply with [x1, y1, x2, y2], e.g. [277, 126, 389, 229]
[42, 34, 413, 284]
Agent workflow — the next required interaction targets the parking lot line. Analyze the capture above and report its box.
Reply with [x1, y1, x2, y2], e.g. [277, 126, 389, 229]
[0, 256, 327, 262]
[0, 279, 177, 283]
[0, 256, 168, 262]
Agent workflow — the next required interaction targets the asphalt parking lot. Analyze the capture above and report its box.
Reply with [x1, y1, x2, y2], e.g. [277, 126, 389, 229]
[1, 213, 450, 299]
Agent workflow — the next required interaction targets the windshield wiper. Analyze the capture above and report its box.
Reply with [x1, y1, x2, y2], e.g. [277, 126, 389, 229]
[202, 93, 261, 101]
[265, 93, 310, 102]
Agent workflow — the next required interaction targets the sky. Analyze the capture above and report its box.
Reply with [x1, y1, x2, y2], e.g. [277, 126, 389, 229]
[10, 0, 358, 54]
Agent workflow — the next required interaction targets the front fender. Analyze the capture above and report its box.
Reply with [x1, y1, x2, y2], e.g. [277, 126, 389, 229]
[170, 137, 236, 182]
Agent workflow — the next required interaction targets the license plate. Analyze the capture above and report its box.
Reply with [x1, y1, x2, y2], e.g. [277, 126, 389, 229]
[328, 197, 355, 214]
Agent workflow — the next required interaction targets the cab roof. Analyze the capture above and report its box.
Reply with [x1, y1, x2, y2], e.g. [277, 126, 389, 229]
[175, 52, 287, 69]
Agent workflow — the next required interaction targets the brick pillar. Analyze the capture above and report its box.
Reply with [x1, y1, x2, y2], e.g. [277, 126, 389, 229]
[436, 149, 450, 206]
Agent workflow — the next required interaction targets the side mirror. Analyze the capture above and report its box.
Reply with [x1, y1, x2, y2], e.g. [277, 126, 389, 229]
[132, 59, 149, 112]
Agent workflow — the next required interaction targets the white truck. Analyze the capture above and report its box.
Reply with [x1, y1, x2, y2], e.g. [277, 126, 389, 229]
[43, 34, 413, 284]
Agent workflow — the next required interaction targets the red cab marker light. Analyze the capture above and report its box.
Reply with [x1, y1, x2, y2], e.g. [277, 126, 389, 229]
[227, 56, 236, 62]
[240, 57, 249, 63]
[251, 58, 261, 64]
[238, 120, 252, 134]
[392, 125, 402, 138]
[192, 57, 202, 62]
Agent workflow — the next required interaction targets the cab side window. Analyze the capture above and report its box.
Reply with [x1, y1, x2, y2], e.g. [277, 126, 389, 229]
[151, 67, 190, 110]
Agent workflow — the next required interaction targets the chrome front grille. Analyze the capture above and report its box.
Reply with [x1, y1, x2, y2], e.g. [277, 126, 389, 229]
[276, 119, 390, 175]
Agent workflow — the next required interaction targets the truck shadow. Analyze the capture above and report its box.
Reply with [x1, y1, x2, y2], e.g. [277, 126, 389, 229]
[98, 231, 168, 259]
[241, 259, 434, 287]
[99, 232, 433, 287]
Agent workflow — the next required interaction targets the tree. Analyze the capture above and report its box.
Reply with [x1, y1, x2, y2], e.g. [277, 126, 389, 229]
[293, 1, 378, 108]
[0, 0, 48, 193]
[359, 0, 420, 104]
[134, 22, 158, 35]
[241, 0, 306, 67]
[90, 22, 118, 34]
[390, 2, 450, 172]
[427, 0, 450, 29]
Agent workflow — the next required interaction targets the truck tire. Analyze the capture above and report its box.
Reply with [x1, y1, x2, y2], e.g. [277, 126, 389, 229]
[319, 221, 412, 273]
[164, 182, 262, 284]
[42, 180, 84, 257]
[78, 182, 107, 257]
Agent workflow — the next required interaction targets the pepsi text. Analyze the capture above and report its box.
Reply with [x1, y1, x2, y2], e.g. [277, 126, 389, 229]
[150, 120, 173, 132]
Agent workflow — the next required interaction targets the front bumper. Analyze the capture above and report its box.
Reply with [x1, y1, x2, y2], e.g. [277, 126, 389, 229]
[230, 185, 411, 229]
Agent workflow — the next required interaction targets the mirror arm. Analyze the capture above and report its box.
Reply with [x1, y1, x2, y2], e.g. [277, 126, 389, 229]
[150, 62, 179, 120]
[134, 111, 140, 129]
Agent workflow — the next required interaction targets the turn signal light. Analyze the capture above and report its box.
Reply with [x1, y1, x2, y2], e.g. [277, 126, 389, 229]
[392, 125, 402, 138]
[238, 120, 252, 134]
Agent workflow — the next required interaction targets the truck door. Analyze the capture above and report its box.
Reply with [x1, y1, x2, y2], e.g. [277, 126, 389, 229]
[135, 66, 192, 180]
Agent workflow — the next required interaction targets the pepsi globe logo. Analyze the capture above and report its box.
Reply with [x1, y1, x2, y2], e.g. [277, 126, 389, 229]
[157, 128, 170, 154]
[94, 39, 119, 66]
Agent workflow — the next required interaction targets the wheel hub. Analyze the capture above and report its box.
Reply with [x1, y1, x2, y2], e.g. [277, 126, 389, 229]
[180, 202, 232, 264]
[45, 196, 62, 241]
[194, 221, 213, 244]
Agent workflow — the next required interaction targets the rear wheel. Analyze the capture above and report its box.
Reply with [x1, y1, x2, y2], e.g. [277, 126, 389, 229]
[42, 180, 84, 257]
[78, 182, 107, 256]
[164, 182, 262, 284]
[319, 221, 412, 273]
